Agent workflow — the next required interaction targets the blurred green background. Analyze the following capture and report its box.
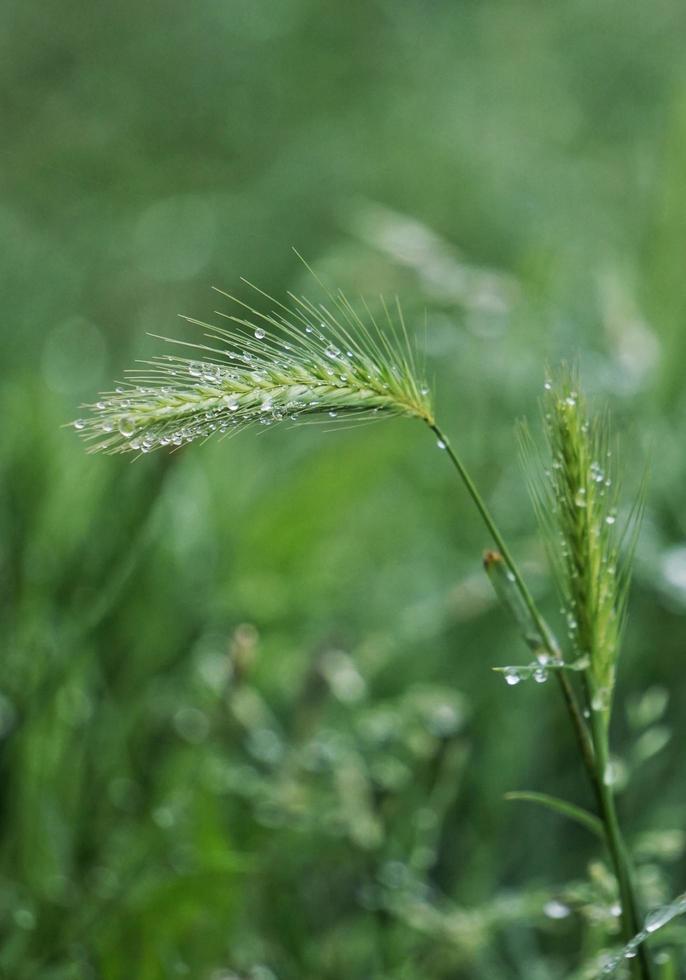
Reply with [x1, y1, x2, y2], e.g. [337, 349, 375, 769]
[3, 1, 686, 977]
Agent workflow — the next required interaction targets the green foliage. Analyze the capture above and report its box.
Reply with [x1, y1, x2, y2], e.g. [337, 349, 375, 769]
[4, 0, 686, 977]
[504, 792, 604, 840]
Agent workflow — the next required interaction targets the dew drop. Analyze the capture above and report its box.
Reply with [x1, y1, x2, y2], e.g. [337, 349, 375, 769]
[328, 410, 337, 418]
[543, 380, 552, 391]
[73, 419, 86, 430]
[96, 401, 106, 410]
[254, 328, 266, 340]
[325, 345, 340, 359]
[188, 361, 202, 377]
[575, 488, 587, 508]
[204, 364, 222, 382]
[420, 386, 430, 396]
[543, 899, 570, 919]
[603, 761, 619, 786]
[606, 513, 616, 525]
[504, 668, 522, 686]
[645, 905, 674, 933]
[593, 467, 605, 485]
[533, 668, 548, 684]
[436, 439, 447, 450]
[118, 416, 136, 438]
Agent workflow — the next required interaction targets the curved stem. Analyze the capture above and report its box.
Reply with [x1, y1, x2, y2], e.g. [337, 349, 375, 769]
[429, 420, 652, 979]
[429, 423, 596, 785]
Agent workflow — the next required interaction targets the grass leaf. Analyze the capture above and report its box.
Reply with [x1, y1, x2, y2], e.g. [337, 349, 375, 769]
[504, 791, 604, 839]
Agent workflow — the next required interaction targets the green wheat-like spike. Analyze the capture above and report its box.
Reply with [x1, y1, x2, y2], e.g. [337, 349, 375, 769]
[535, 368, 630, 711]
[71, 285, 434, 454]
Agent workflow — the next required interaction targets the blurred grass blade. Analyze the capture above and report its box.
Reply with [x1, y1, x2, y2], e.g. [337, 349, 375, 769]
[504, 791, 603, 839]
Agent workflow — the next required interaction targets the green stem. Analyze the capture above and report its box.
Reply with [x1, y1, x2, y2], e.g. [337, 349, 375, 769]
[430, 421, 652, 979]
[589, 709, 653, 980]
[429, 423, 596, 784]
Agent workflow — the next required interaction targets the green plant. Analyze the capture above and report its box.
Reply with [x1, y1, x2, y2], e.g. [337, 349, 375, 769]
[76, 281, 671, 979]
[74, 282, 433, 454]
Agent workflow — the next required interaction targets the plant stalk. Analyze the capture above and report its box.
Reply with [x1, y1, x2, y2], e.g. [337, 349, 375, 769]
[430, 421, 652, 979]
[429, 423, 596, 783]
[589, 709, 653, 979]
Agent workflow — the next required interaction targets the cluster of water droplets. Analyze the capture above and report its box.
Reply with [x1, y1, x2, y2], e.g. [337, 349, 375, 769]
[500, 646, 591, 687]
[502, 665, 549, 686]
[501, 649, 563, 687]
[596, 892, 686, 976]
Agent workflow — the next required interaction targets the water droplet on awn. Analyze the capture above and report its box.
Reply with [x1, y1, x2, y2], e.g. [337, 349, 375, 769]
[203, 364, 221, 382]
[645, 905, 674, 933]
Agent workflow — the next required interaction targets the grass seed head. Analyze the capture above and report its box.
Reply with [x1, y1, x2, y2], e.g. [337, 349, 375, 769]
[536, 369, 635, 711]
[521, 368, 642, 714]
[74, 284, 434, 455]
